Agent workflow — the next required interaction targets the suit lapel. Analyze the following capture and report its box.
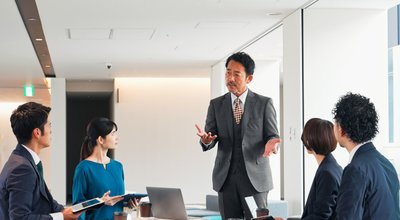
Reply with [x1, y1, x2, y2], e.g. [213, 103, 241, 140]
[241, 90, 255, 139]
[14, 144, 51, 202]
[222, 93, 234, 141]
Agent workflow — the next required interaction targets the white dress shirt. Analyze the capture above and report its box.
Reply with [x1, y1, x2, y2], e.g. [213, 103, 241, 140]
[230, 88, 248, 112]
[348, 141, 371, 163]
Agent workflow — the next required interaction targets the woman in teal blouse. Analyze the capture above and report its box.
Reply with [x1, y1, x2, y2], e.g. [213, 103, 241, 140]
[73, 117, 127, 220]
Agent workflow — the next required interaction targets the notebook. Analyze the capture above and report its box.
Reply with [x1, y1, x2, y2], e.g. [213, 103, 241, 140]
[146, 186, 201, 220]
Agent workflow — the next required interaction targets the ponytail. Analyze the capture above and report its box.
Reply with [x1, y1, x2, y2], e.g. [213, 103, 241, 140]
[80, 136, 94, 160]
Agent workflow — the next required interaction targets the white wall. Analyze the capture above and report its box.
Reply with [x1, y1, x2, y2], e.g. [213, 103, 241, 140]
[114, 77, 215, 204]
[303, 8, 388, 204]
[0, 102, 19, 168]
[50, 78, 67, 203]
[211, 62, 226, 99]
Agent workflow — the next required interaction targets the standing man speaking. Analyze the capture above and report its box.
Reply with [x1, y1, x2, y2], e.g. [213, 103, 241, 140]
[196, 52, 280, 219]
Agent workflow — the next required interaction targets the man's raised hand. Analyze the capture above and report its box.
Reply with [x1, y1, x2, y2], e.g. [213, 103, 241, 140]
[195, 124, 217, 145]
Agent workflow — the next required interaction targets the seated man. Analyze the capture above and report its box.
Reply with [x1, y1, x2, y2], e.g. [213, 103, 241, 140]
[333, 93, 400, 219]
[0, 102, 82, 220]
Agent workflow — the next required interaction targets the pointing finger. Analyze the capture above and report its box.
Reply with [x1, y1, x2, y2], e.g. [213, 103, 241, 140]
[195, 124, 203, 132]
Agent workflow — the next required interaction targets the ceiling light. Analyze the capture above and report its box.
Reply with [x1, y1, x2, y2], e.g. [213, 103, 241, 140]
[16, 0, 56, 78]
[45, 65, 51, 68]
[266, 12, 282, 16]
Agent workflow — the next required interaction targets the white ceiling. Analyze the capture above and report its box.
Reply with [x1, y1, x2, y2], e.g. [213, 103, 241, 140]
[0, 0, 399, 94]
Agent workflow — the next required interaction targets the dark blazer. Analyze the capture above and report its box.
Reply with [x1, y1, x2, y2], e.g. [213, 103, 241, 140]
[201, 90, 279, 192]
[302, 153, 342, 220]
[336, 142, 400, 220]
[0, 144, 64, 220]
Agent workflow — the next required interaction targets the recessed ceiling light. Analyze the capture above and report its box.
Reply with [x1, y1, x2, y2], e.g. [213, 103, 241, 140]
[35, 38, 43, 41]
[45, 65, 51, 68]
[28, 18, 37, 21]
[266, 12, 282, 16]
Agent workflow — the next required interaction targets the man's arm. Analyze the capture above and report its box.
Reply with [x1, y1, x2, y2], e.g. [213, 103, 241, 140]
[263, 98, 280, 157]
[263, 98, 279, 141]
[7, 163, 53, 220]
[197, 101, 218, 151]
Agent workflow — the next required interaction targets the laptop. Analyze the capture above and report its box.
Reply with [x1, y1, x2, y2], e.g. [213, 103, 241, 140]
[245, 196, 258, 218]
[146, 186, 201, 220]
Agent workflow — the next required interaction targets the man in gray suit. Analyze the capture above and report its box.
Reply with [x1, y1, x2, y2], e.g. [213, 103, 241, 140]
[196, 52, 280, 219]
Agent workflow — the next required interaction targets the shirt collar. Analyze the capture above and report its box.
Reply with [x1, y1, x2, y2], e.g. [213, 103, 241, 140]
[21, 144, 41, 165]
[230, 88, 248, 106]
[348, 141, 371, 163]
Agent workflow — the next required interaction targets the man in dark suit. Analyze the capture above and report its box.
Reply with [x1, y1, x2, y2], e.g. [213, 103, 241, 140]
[195, 52, 280, 219]
[0, 102, 81, 220]
[332, 93, 400, 220]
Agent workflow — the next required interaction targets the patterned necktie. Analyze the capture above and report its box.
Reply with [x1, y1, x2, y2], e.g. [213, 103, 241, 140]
[37, 161, 44, 180]
[233, 97, 242, 124]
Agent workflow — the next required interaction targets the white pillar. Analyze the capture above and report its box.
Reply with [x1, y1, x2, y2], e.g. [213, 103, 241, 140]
[282, 9, 304, 216]
[50, 78, 67, 204]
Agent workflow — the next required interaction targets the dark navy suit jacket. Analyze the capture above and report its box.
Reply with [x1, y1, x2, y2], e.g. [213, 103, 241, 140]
[302, 153, 342, 220]
[336, 142, 400, 220]
[0, 144, 64, 220]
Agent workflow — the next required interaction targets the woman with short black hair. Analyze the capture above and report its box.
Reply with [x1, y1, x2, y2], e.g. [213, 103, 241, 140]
[301, 118, 342, 220]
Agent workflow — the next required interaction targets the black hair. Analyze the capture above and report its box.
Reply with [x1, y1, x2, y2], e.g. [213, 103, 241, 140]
[225, 52, 255, 76]
[10, 102, 51, 145]
[80, 117, 118, 160]
[332, 92, 379, 143]
[301, 118, 337, 155]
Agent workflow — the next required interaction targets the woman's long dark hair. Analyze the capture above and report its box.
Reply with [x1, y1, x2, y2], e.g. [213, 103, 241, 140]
[80, 117, 118, 160]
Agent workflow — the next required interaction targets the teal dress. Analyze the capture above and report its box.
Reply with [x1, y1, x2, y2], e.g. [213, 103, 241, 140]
[72, 159, 125, 220]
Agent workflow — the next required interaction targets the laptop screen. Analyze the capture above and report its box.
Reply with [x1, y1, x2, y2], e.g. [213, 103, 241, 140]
[146, 186, 189, 220]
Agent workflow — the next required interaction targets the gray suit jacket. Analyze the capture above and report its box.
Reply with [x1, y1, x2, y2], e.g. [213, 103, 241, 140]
[201, 90, 279, 192]
[0, 144, 64, 220]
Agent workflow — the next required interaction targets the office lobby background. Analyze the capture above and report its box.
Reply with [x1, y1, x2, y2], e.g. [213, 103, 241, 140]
[1, 1, 400, 217]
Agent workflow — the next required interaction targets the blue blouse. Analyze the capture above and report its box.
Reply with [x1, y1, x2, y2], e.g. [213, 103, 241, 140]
[72, 159, 125, 220]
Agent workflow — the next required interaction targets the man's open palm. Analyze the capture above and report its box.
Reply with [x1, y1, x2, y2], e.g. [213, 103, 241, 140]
[195, 124, 217, 144]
